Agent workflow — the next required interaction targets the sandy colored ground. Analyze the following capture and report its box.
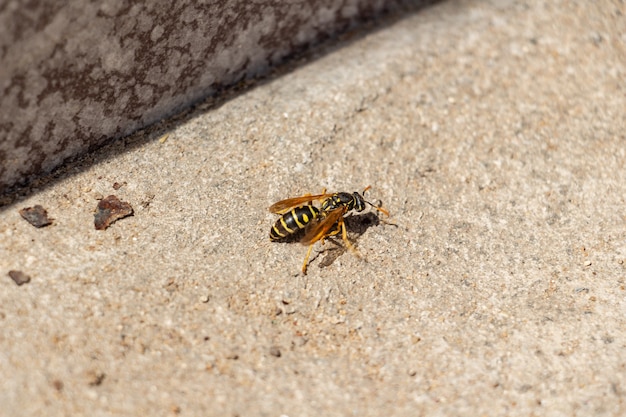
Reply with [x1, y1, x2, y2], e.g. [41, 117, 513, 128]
[1, 0, 625, 416]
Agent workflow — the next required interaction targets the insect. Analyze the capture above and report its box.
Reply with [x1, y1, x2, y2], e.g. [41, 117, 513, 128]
[269, 186, 389, 274]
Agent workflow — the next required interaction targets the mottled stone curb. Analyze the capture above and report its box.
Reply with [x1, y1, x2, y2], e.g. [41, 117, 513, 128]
[0, 0, 430, 195]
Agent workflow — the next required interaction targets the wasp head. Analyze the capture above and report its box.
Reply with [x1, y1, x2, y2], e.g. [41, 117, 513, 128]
[352, 192, 367, 212]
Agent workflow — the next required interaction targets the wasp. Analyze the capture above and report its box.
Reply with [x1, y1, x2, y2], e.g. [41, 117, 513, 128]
[269, 186, 389, 274]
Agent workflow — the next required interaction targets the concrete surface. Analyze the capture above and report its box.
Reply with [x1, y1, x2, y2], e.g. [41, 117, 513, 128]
[1, 0, 625, 416]
[0, 0, 428, 194]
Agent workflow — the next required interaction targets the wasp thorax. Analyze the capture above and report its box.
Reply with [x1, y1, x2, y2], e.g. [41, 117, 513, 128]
[321, 193, 347, 211]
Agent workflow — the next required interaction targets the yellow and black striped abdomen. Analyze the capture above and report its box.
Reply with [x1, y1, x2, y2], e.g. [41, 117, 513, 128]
[270, 205, 320, 241]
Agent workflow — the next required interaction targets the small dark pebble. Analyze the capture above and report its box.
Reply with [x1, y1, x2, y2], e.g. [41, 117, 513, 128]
[19, 205, 52, 228]
[269, 346, 282, 357]
[8, 270, 31, 286]
[87, 371, 106, 386]
[52, 379, 64, 391]
[94, 195, 134, 230]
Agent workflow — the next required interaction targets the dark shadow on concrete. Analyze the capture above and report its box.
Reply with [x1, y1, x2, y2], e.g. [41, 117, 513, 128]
[313, 211, 388, 270]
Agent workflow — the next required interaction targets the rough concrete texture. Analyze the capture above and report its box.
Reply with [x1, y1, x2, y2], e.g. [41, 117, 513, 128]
[0, 0, 424, 194]
[1, 0, 625, 416]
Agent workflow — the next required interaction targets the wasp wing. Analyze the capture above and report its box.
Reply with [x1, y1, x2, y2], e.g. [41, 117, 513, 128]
[269, 193, 333, 214]
[300, 207, 347, 245]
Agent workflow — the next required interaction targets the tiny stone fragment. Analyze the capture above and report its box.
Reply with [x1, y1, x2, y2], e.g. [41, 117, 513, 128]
[94, 195, 134, 230]
[19, 205, 52, 227]
[86, 371, 106, 386]
[269, 346, 282, 357]
[8, 270, 31, 286]
[140, 193, 155, 209]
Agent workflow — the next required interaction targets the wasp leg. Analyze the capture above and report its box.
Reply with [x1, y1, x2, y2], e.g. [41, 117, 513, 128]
[302, 243, 315, 275]
[339, 218, 361, 258]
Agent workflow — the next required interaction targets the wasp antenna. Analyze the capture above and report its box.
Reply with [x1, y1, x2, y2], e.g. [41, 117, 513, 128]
[373, 204, 390, 216]
[361, 186, 389, 216]
[364, 199, 389, 216]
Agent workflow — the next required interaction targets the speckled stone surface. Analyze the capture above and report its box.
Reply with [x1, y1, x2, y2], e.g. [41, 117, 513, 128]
[1, 0, 625, 416]
[0, 0, 420, 194]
